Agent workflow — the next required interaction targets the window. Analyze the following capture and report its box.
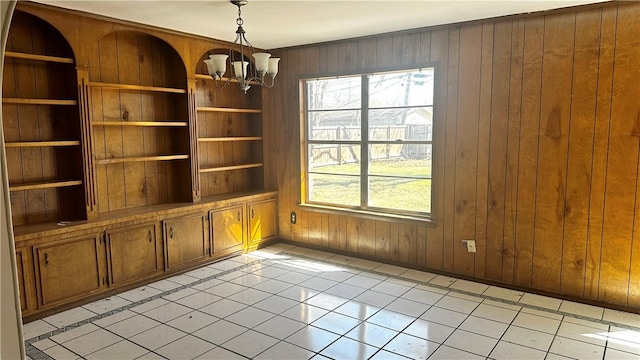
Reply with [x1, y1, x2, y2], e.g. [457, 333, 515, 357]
[301, 67, 434, 218]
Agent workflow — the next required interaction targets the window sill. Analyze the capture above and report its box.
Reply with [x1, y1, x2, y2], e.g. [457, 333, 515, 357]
[297, 203, 438, 228]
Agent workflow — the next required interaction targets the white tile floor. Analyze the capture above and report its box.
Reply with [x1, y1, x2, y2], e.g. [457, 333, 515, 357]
[24, 243, 640, 360]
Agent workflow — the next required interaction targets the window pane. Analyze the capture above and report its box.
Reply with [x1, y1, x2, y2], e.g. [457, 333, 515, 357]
[309, 144, 361, 174]
[369, 68, 434, 107]
[309, 173, 360, 207]
[368, 107, 432, 141]
[307, 76, 361, 110]
[368, 177, 431, 213]
[308, 110, 361, 140]
[368, 152, 432, 178]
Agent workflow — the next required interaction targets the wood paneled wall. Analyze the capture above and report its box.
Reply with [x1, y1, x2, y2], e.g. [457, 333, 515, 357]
[264, 2, 640, 308]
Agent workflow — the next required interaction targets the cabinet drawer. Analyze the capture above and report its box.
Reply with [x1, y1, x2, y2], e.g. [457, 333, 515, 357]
[33, 234, 104, 307]
[163, 213, 209, 269]
[212, 206, 244, 255]
[106, 223, 161, 285]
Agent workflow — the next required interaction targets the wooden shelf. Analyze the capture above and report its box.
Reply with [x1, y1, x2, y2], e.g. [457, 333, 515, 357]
[196, 106, 261, 114]
[9, 180, 83, 192]
[2, 98, 77, 106]
[95, 155, 189, 165]
[89, 82, 186, 94]
[4, 51, 74, 64]
[4, 141, 80, 148]
[195, 73, 259, 85]
[200, 163, 263, 173]
[198, 137, 262, 142]
[92, 121, 188, 127]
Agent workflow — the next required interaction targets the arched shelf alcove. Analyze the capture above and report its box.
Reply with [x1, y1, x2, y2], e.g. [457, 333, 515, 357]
[194, 48, 265, 198]
[88, 31, 194, 213]
[2, 10, 86, 227]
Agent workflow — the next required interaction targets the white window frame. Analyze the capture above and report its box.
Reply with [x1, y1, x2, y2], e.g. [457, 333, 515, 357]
[300, 66, 436, 220]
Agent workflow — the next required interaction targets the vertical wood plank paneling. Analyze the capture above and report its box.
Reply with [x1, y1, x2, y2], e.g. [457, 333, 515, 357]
[398, 224, 417, 265]
[485, 20, 512, 281]
[453, 24, 482, 276]
[375, 222, 390, 260]
[503, 19, 525, 283]
[425, 28, 449, 271]
[598, 5, 640, 305]
[474, 22, 494, 278]
[442, 28, 459, 272]
[262, 2, 640, 309]
[532, 12, 576, 293]
[514, 17, 544, 288]
[560, 9, 601, 297]
[584, 7, 616, 300]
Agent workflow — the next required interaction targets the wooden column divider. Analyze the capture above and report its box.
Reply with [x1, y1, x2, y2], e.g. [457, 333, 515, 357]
[188, 79, 201, 202]
[77, 68, 98, 220]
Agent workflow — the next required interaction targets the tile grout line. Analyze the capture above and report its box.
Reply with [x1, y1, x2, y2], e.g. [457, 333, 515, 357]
[23, 248, 640, 360]
[283, 252, 640, 332]
[25, 258, 265, 360]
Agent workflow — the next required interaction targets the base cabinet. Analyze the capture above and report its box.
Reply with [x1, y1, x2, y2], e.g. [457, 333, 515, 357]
[211, 206, 244, 256]
[164, 213, 210, 270]
[247, 199, 277, 250]
[33, 233, 105, 308]
[106, 223, 162, 286]
[15, 192, 277, 321]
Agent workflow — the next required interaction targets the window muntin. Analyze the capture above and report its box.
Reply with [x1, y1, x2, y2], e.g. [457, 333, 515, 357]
[303, 68, 434, 217]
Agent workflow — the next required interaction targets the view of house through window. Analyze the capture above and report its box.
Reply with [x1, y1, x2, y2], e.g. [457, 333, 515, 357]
[302, 67, 434, 216]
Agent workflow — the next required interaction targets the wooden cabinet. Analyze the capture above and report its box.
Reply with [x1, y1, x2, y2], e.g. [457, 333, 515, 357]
[33, 233, 105, 307]
[211, 206, 244, 256]
[247, 199, 277, 250]
[163, 213, 210, 269]
[106, 223, 162, 285]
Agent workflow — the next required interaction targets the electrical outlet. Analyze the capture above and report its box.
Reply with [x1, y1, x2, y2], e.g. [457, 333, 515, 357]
[290, 211, 297, 224]
[462, 240, 477, 253]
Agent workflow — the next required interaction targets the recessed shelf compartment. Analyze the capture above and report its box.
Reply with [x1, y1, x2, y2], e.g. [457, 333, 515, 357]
[92, 121, 188, 127]
[196, 106, 261, 114]
[4, 51, 74, 64]
[9, 180, 83, 192]
[199, 163, 263, 173]
[95, 155, 190, 165]
[2, 98, 77, 105]
[88, 82, 186, 94]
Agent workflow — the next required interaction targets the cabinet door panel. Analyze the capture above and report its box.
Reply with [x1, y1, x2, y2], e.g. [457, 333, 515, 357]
[107, 223, 161, 285]
[15, 247, 30, 312]
[212, 206, 244, 255]
[248, 199, 277, 245]
[34, 234, 103, 306]
[164, 214, 209, 269]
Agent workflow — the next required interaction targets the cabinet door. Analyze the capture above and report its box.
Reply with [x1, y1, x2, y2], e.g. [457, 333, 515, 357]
[248, 199, 277, 248]
[164, 213, 209, 269]
[33, 234, 104, 307]
[212, 206, 244, 255]
[15, 247, 36, 313]
[106, 223, 162, 285]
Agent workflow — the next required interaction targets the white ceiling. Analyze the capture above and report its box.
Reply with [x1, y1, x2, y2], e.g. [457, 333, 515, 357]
[33, 0, 608, 49]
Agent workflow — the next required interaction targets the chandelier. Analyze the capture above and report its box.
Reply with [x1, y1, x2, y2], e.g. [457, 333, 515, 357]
[203, 0, 280, 94]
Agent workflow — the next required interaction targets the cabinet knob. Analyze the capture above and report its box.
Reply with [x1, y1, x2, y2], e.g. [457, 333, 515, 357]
[237, 211, 241, 222]
[148, 230, 153, 242]
[44, 253, 49, 268]
[169, 227, 174, 239]
[251, 209, 255, 219]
